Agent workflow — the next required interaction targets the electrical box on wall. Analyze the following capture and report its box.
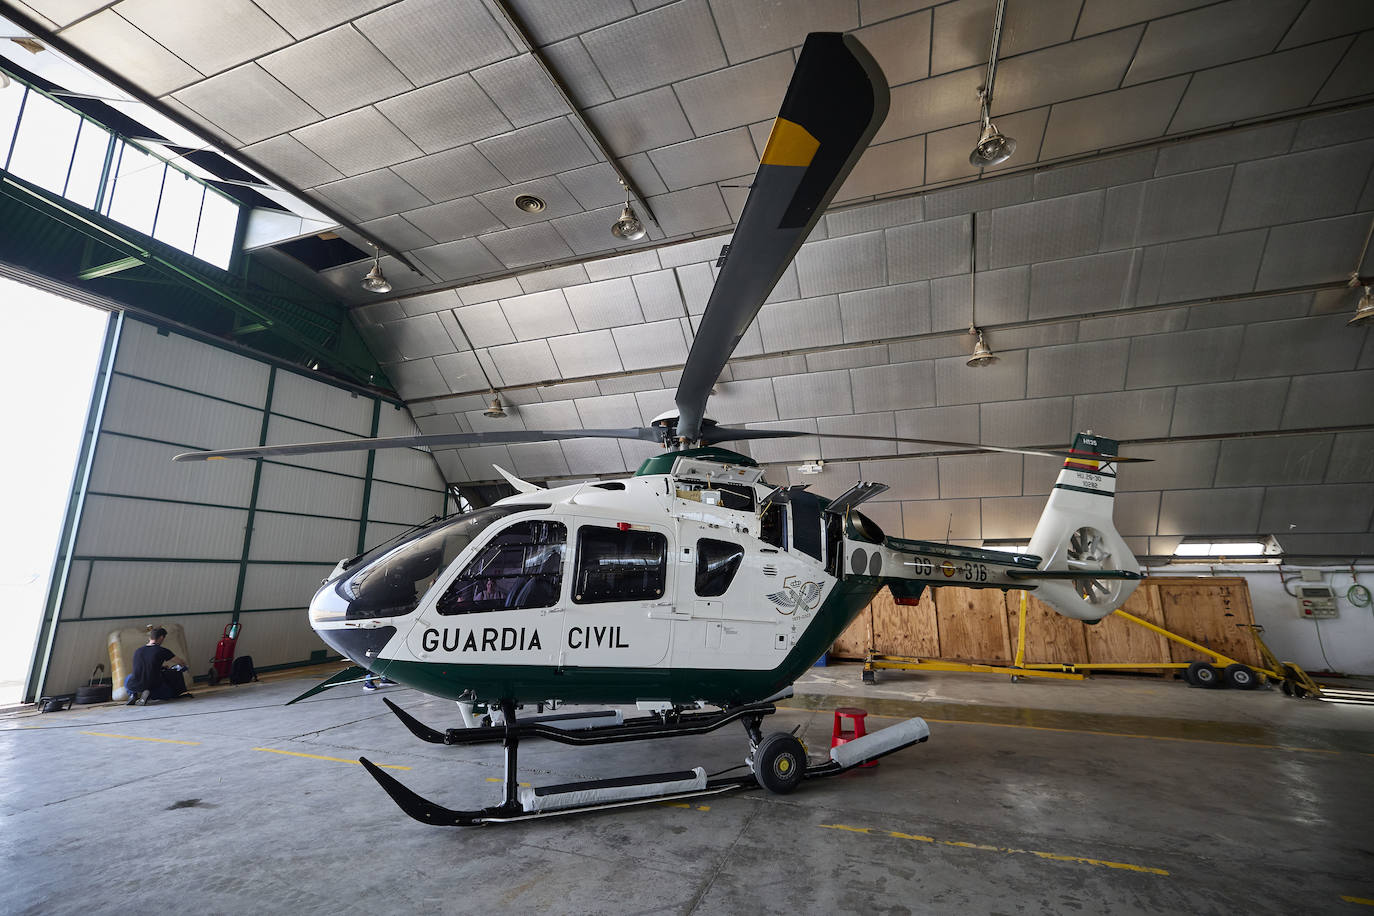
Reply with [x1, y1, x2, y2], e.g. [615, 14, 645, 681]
[1296, 584, 1338, 619]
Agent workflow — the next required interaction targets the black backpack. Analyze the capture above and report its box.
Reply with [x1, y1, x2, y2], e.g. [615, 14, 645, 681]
[230, 655, 257, 684]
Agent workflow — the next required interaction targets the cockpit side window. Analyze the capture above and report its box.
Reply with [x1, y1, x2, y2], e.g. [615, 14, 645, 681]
[337, 505, 546, 620]
[696, 538, 744, 597]
[435, 520, 566, 616]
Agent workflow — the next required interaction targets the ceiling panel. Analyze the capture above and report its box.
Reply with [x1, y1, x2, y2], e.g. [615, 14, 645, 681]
[375, 74, 513, 154]
[1214, 435, 1334, 487]
[355, 0, 514, 84]
[409, 237, 504, 280]
[708, 0, 856, 64]
[839, 282, 931, 343]
[1072, 388, 1177, 441]
[405, 197, 505, 244]
[172, 63, 319, 144]
[259, 25, 411, 118]
[548, 329, 624, 377]
[1170, 378, 1290, 437]
[794, 232, 887, 298]
[61, 9, 203, 96]
[772, 369, 853, 420]
[1126, 326, 1244, 389]
[611, 319, 688, 371]
[673, 51, 796, 136]
[1221, 142, 1374, 232]
[473, 54, 569, 128]
[314, 168, 430, 221]
[499, 289, 578, 341]
[1259, 483, 1374, 533]
[850, 361, 937, 413]
[980, 397, 1073, 447]
[292, 107, 424, 177]
[581, 0, 726, 97]
[565, 277, 644, 330]
[481, 223, 576, 269]
[1102, 167, 1232, 250]
[1172, 38, 1350, 134]
[476, 118, 597, 184]
[1157, 487, 1264, 536]
[1124, 0, 1305, 87]
[119, 0, 291, 75]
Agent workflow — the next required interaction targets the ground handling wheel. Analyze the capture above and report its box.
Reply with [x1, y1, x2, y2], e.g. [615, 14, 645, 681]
[1186, 661, 1221, 688]
[1224, 664, 1259, 690]
[753, 733, 806, 795]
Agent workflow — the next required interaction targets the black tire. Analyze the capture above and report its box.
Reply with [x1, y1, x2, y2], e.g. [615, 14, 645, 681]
[207, 667, 220, 686]
[1280, 680, 1294, 696]
[74, 684, 111, 704]
[753, 733, 806, 795]
[1186, 661, 1221, 688]
[1224, 664, 1258, 690]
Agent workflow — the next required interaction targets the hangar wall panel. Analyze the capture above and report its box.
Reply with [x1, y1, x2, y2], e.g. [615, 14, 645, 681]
[38, 317, 447, 696]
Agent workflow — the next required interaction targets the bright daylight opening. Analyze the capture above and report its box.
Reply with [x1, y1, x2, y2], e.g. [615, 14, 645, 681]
[0, 278, 109, 706]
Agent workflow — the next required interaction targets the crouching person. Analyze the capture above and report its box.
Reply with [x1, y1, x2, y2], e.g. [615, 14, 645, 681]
[126, 627, 192, 705]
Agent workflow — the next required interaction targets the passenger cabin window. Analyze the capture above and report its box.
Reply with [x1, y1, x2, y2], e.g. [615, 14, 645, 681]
[435, 520, 566, 615]
[574, 525, 667, 603]
[696, 538, 744, 597]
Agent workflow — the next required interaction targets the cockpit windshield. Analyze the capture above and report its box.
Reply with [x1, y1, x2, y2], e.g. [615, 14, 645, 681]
[335, 504, 548, 620]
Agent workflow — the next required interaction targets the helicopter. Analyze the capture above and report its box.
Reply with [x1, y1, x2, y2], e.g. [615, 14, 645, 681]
[175, 33, 1143, 827]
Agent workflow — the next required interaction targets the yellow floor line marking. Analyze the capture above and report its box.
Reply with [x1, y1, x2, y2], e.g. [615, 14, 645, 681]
[252, 747, 409, 770]
[1342, 895, 1374, 906]
[82, 731, 200, 746]
[485, 777, 532, 787]
[819, 823, 1169, 876]
[658, 801, 711, 811]
[779, 705, 1343, 755]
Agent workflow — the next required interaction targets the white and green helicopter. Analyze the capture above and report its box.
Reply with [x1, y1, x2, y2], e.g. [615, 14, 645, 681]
[177, 33, 1144, 826]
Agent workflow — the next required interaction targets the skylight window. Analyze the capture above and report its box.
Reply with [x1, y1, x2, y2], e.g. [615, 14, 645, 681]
[1, 72, 240, 271]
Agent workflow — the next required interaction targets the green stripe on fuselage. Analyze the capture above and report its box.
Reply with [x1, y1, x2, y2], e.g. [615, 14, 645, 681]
[378, 576, 883, 706]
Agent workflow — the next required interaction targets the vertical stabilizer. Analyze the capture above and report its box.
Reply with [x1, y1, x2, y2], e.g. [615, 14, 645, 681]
[1025, 433, 1140, 621]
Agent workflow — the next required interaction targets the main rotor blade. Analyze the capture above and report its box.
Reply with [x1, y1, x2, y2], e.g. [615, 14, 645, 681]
[674, 33, 888, 443]
[793, 433, 1152, 462]
[172, 428, 659, 462]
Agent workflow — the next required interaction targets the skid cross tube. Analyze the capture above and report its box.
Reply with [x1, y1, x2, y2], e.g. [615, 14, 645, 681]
[381, 697, 780, 747]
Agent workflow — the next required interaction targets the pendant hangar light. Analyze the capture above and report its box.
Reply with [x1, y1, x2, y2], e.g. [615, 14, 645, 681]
[611, 177, 647, 241]
[969, 0, 1016, 169]
[360, 243, 391, 294]
[966, 211, 998, 367]
[1348, 214, 1374, 326]
[483, 393, 507, 418]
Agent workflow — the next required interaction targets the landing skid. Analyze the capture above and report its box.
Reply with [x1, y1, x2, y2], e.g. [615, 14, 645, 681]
[364, 698, 931, 827]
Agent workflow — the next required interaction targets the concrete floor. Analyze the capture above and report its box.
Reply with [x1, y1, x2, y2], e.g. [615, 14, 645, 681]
[2, 663, 1371, 915]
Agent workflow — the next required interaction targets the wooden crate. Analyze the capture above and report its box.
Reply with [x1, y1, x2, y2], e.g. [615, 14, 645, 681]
[830, 577, 1259, 670]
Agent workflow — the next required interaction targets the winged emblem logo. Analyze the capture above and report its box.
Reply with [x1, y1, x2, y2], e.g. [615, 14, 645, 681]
[766, 577, 824, 617]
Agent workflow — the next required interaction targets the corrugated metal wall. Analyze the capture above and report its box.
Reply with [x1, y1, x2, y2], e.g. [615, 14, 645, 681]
[38, 317, 447, 695]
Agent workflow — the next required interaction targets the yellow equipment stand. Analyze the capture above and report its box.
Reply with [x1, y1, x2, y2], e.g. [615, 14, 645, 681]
[863, 592, 1323, 697]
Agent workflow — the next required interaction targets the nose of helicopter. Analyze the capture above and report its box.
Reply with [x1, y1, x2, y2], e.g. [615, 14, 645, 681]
[308, 579, 397, 669]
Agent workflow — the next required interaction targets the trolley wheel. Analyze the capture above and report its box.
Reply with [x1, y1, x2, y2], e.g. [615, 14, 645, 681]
[1223, 664, 1258, 690]
[753, 733, 806, 795]
[1280, 680, 1293, 696]
[861, 669, 876, 685]
[1186, 661, 1221, 688]
[206, 667, 220, 687]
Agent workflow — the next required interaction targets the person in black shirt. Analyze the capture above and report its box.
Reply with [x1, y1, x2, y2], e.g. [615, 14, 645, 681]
[126, 627, 191, 705]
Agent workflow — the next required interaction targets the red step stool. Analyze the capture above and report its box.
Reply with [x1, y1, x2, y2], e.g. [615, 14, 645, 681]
[831, 707, 876, 767]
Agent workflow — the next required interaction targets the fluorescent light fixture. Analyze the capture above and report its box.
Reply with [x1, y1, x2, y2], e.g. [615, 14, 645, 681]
[1173, 541, 1267, 557]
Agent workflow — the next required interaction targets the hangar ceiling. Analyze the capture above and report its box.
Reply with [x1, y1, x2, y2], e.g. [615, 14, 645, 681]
[2, 0, 1373, 561]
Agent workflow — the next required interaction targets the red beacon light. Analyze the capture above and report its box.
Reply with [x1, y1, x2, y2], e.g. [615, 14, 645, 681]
[617, 522, 632, 531]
